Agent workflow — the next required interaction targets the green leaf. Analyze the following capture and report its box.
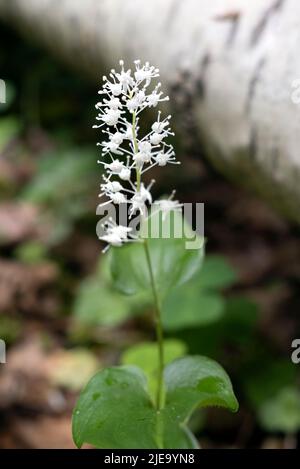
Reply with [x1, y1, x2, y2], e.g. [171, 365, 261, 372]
[162, 287, 224, 330]
[258, 387, 300, 433]
[74, 278, 132, 327]
[73, 356, 238, 449]
[72, 366, 158, 449]
[161, 255, 237, 331]
[194, 255, 237, 290]
[163, 354, 239, 449]
[171, 296, 258, 359]
[74, 258, 150, 327]
[110, 210, 204, 298]
[121, 340, 187, 402]
[164, 356, 239, 423]
[162, 415, 200, 449]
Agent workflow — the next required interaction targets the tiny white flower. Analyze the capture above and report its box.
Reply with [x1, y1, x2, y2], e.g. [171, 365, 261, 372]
[150, 132, 165, 145]
[102, 141, 122, 154]
[127, 97, 139, 112]
[115, 60, 134, 92]
[124, 124, 134, 140]
[153, 191, 183, 220]
[141, 152, 152, 163]
[99, 232, 123, 247]
[110, 191, 127, 204]
[111, 132, 124, 145]
[129, 181, 154, 216]
[101, 109, 121, 126]
[118, 70, 134, 90]
[147, 91, 169, 108]
[127, 91, 146, 112]
[140, 183, 153, 204]
[152, 120, 169, 134]
[154, 153, 169, 166]
[130, 193, 147, 215]
[102, 130, 125, 154]
[104, 159, 125, 174]
[134, 69, 152, 82]
[134, 60, 159, 84]
[154, 149, 177, 167]
[138, 141, 152, 154]
[99, 220, 136, 252]
[136, 90, 146, 104]
[133, 152, 146, 168]
[111, 224, 133, 240]
[147, 92, 160, 107]
[134, 141, 152, 165]
[109, 83, 122, 96]
[105, 97, 122, 109]
[154, 198, 182, 214]
[101, 180, 123, 193]
[119, 167, 131, 180]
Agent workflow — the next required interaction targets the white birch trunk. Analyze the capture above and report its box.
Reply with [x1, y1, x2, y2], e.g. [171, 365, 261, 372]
[1, 0, 300, 222]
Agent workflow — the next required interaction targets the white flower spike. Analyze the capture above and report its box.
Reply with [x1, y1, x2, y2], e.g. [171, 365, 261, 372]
[94, 60, 181, 251]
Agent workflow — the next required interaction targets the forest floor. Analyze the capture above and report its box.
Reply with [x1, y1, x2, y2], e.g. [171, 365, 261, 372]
[0, 131, 299, 448]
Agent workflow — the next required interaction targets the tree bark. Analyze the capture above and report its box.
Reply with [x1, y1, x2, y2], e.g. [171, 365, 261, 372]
[1, 0, 300, 223]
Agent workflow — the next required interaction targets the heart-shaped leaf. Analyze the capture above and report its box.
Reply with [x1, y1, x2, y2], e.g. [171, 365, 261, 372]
[164, 356, 239, 424]
[74, 278, 132, 327]
[162, 255, 237, 330]
[72, 366, 158, 449]
[74, 257, 151, 327]
[194, 255, 237, 290]
[73, 356, 238, 449]
[110, 210, 204, 298]
[162, 288, 224, 330]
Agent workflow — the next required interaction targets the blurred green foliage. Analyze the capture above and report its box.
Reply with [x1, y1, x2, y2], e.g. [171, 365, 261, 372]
[14, 241, 48, 264]
[22, 147, 99, 243]
[0, 117, 20, 150]
[0, 316, 22, 344]
[258, 387, 300, 434]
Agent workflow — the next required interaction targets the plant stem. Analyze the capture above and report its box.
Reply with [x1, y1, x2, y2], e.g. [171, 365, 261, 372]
[131, 108, 164, 411]
[144, 239, 165, 411]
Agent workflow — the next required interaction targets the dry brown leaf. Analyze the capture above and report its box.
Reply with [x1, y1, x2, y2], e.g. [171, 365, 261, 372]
[0, 259, 58, 314]
[0, 202, 39, 245]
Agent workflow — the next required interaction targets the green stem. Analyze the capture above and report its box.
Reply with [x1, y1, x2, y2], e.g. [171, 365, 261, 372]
[131, 108, 164, 412]
[144, 239, 164, 411]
